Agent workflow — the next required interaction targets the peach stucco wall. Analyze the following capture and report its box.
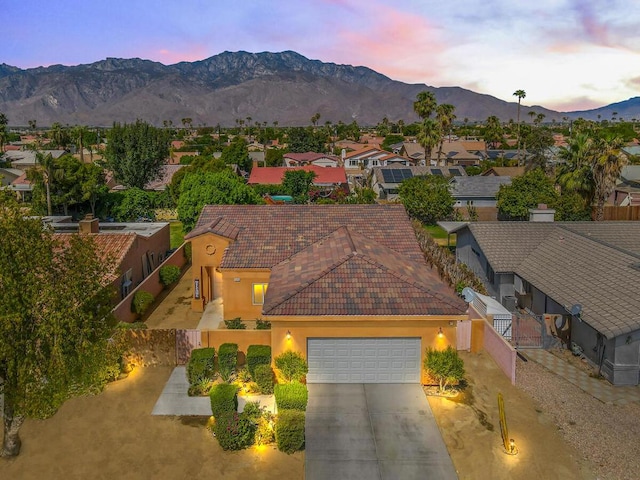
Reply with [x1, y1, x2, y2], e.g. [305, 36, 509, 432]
[190, 233, 230, 311]
[221, 269, 270, 320]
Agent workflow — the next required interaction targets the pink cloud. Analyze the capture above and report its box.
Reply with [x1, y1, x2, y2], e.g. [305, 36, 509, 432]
[152, 46, 209, 64]
[547, 96, 605, 112]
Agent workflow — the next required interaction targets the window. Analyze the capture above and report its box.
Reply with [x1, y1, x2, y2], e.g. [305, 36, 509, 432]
[252, 283, 268, 305]
[121, 269, 133, 299]
[349, 160, 359, 167]
[371, 159, 379, 166]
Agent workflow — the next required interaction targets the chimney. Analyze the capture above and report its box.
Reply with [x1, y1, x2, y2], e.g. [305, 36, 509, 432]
[79, 213, 99, 234]
[529, 203, 555, 222]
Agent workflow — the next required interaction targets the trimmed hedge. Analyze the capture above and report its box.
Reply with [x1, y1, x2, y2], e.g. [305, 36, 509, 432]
[159, 264, 181, 287]
[276, 409, 305, 454]
[274, 350, 308, 383]
[274, 382, 308, 411]
[255, 319, 271, 330]
[254, 364, 275, 395]
[218, 343, 238, 382]
[209, 383, 239, 418]
[132, 290, 154, 316]
[246, 345, 271, 378]
[224, 317, 246, 330]
[187, 347, 216, 385]
[214, 412, 256, 451]
[117, 321, 147, 330]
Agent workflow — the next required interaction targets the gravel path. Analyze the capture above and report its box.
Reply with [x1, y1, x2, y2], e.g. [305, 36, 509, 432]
[516, 358, 640, 480]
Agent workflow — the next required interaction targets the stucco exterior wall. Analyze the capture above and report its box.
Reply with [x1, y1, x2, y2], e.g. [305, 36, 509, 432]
[189, 233, 230, 311]
[221, 269, 271, 320]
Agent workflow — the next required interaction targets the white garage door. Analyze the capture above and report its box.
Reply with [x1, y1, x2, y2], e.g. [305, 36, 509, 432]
[307, 338, 421, 383]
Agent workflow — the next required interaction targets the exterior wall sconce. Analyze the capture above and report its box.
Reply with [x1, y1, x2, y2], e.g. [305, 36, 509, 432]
[286, 330, 291, 340]
[508, 438, 518, 455]
[437, 327, 444, 338]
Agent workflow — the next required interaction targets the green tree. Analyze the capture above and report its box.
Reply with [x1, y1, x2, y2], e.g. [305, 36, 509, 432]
[104, 120, 171, 189]
[177, 170, 263, 232]
[416, 119, 440, 163]
[0, 111, 8, 152]
[381, 134, 405, 151]
[496, 168, 559, 220]
[48, 122, 69, 149]
[592, 136, 626, 221]
[220, 136, 251, 172]
[413, 91, 437, 120]
[482, 116, 504, 149]
[287, 127, 327, 153]
[71, 125, 90, 163]
[436, 104, 456, 165]
[282, 170, 316, 203]
[114, 188, 156, 221]
[0, 192, 119, 456]
[424, 346, 465, 394]
[80, 163, 108, 216]
[398, 175, 455, 225]
[513, 89, 526, 163]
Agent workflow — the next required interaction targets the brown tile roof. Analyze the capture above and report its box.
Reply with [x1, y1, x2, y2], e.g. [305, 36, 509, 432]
[481, 167, 526, 177]
[247, 165, 347, 185]
[189, 204, 425, 268]
[264, 226, 466, 316]
[184, 217, 241, 241]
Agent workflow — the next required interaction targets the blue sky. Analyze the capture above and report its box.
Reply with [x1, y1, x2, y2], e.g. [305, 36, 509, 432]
[3, 0, 639, 111]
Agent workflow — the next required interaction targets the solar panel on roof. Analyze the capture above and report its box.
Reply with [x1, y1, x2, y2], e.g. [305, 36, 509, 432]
[431, 168, 443, 176]
[381, 170, 395, 183]
[450, 170, 462, 176]
[393, 169, 413, 182]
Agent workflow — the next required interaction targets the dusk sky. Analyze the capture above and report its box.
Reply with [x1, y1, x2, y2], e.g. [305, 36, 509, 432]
[4, 0, 639, 112]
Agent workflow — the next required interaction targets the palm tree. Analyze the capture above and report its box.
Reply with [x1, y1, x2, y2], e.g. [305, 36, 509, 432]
[436, 104, 456, 165]
[413, 91, 437, 120]
[592, 136, 626, 221]
[311, 113, 321, 128]
[513, 89, 526, 163]
[556, 133, 595, 206]
[417, 119, 440, 165]
[35, 152, 55, 215]
[71, 125, 89, 163]
[483, 116, 504, 150]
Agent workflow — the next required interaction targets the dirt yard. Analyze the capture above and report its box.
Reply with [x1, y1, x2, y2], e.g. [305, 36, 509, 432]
[428, 351, 596, 480]
[0, 366, 304, 480]
[145, 266, 202, 330]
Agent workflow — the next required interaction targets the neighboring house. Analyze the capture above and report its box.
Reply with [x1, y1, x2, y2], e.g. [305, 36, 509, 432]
[400, 141, 481, 167]
[454, 220, 640, 385]
[170, 151, 198, 165]
[185, 204, 468, 384]
[371, 165, 466, 200]
[248, 165, 348, 197]
[2, 149, 65, 171]
[47, 215, 171, 301]
[249, 151, 266, 168]
[283, 152, 340, 168]
[613, 165, 640, 206]
[8, 171, 32, 201]
[0, 167, 23, 187]
[146, 164, 185, 191]
[481, 166, 526, 177]
[449, 176, 512, 208]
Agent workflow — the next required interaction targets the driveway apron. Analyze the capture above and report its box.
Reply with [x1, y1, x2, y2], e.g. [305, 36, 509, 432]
[305, 384, 457, 480]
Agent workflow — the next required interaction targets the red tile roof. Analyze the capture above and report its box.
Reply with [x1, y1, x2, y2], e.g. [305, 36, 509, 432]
[264, 226, 466, 316]
[247, 166, 347, 185]
[188, 204, 424, 268]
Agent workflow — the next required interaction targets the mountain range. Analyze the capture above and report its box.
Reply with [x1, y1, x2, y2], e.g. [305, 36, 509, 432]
[0, 50, 638, 127]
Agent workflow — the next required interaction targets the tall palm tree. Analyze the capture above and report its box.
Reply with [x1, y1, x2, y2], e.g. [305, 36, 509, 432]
[513, 89, 526, 164]
[71, 125, 89, 163]
[436, 104, 456, 165]
[35, 152, 55, 216]
[413, 91, 437, 120]
[417, 119, 440, 165]
[556, 133, 594, 205]
[592, 136, 626, 221]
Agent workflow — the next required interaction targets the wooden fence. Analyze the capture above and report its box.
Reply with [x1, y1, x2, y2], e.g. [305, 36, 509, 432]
[592, 206, 640, 221]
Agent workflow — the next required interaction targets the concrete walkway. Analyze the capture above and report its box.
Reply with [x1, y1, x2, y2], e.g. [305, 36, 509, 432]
[305, 384, 458, 480]
[151, 366, 277, 416]
[523, 349, 640, 405]
[196, 297, 223, 330]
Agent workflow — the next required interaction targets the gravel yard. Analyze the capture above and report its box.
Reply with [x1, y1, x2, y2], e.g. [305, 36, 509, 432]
[516, 357, 640, 480]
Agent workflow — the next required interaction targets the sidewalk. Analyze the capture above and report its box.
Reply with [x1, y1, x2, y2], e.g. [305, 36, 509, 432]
[523, 349, 640, 405]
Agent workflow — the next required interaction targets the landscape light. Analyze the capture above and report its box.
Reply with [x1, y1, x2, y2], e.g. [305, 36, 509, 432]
[286, 330, 291, 340]
[437, 327, 444, 338]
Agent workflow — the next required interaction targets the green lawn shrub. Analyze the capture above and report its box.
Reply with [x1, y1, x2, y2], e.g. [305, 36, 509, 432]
[224, 317, 247, 329]
[187, 347, 216, 386]
[246, 345, 271, 378]
[274, 350, 308, 383]
[209, 383, 238, 418]
[131, 290, 154, 316]
[255, 319, 271, 330]
[274, 382, 308, 411]
[254, 365, 275, 395]
[423, 345, 465, 394]
[159, 264, 181, 287]
[218, 343, 238, 382]
[213, 412, 256, 451]
[117, 321, 148, 329]
[276, 409, 305, 454]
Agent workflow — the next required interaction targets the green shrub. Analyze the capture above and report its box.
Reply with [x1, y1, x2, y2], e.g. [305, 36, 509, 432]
[218, 343, 238, 382]
[116, 321, 148, 330]
[213, 412, 256, 451]
[183, 242, 192, 262]
[209, 383, 238, 418]
[424, 346, 465, 394]
[187, 347, 216, 385]
[246, 345, 271, 378]
[274, 382, 308, 411]
[256, 414, 275, 445]
[274, 350, 308, 383]
[224, 317, 247, 329]
[255, 319, 271, 330]
[131, 290, 154, 316]
[254, 364, 275, 395]
[276, 410, 305, 454]
[236, 367, 251, 383]
[159, 264, 181, 287]
[242, 401, 262, 422]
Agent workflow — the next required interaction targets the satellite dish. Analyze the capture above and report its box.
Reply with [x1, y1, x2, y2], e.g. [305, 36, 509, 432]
[461, 287, 476, 303]
[570, 304, 582, 316]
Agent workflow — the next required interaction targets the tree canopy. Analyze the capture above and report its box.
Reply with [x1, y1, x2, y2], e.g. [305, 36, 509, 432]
[496, 169, 559, 220]
[398, 175, 454, 225]
[0, 192, 120, 456]
[104, 120, 171, 189]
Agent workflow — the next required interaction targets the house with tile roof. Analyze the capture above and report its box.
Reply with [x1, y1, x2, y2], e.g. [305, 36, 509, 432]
[454, 220, 640, 385]
[400, 141, 481, 167]
[283, 152, 340, 168]
[449, 176, 512, 208]
[371, 165, 466, 200]
[185, 204, 468, 384]
[247, 165, 348, 197]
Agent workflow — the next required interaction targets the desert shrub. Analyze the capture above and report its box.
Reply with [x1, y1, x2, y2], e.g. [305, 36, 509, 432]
[255, 319, 271, 330]
[255, 413, 275, 445]
[274, 350, 308, 383]
[276, 410, 305, 454]
[116, 321, 148, 329]
[159, 264, 181, 287]
[131, 290, 154, 316]
[209, 383, 238, 418]
[242, 401, 262, 421]
[213, 412, 256, 451]
[274, 382, 308, 411]
[423, 346, 465, 394]
[188, 377, 214, 396]
[254, 364, 275, 395]
[224, 317, 246, 330]
[187, 347, 216, 385]
[236, 367, 251, 383]
[246, 345, 271, 378]
[218, 343, 238, 382]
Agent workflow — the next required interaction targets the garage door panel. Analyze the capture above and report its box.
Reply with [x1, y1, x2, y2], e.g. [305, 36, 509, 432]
[307, 338, 421, 384]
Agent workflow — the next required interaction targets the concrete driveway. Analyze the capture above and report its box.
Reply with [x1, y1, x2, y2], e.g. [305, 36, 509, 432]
[305, 384, 458, 480]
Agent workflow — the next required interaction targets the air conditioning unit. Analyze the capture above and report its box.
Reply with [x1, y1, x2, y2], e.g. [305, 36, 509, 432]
[502, 296, 518, 312]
